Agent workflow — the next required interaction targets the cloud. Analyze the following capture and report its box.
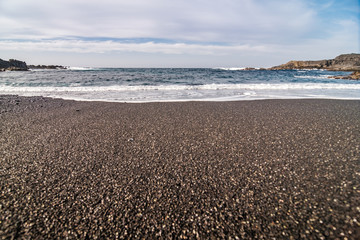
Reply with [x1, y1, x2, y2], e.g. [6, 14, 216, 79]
[0, 0, 358, 67]
[0, 39, 271, 55]
[1, 0, 317, 43]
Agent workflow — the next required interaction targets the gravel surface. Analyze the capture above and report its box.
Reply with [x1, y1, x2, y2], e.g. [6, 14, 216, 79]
[1, 96, 359, 239]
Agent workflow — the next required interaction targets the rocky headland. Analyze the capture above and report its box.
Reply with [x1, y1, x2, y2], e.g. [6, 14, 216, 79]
[0, 58, 28, 71]
[269, 53, 360, 71]
[0, 58, 67, 71]
[269, 53, 360, 80]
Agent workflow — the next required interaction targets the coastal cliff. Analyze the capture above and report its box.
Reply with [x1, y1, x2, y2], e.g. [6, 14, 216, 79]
[0, 58, 28, 71]
[269, 53, 360, 71]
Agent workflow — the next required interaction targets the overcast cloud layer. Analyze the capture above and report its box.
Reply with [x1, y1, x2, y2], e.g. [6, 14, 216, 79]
[0, 0, 359, 67]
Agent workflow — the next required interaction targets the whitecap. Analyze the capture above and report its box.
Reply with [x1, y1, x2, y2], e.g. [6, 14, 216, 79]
[67, 67, 97, 71]
[294, 75, 332, 79]
[213, 67, 246, 71]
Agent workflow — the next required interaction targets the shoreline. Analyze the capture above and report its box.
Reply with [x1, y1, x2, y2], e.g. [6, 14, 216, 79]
[34, 93, 360, 102]
[2, 94, 360, 106]
[1, 96, 359, 239]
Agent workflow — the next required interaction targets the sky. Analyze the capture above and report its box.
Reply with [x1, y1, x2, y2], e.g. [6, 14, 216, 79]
[0, 0, 359, 67]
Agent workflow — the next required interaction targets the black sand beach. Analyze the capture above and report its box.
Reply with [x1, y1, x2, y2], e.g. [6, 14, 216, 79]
[1, 96, 359, 239]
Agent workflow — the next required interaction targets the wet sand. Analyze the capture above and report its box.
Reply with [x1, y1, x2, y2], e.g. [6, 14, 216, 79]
[1, 95, 359, 239]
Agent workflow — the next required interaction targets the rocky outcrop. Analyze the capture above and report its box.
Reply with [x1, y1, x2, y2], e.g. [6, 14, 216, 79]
[329, 71, 360, 80]
[269, 59, 333, 70]
[0, 59, 28, 71]
[269, 53, 360, 71]
[328, 54, 360, 71]
[0, 59, 67, 71]
[28, 65, 67, 70]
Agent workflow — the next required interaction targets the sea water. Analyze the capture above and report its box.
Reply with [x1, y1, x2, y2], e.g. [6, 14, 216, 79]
[0, 68, 359, 102]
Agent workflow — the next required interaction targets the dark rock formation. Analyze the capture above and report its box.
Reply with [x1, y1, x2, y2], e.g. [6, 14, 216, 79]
[269, 53, 360, 71]
[0, 59, 28, 71]
[269, 59, 333, 70]
[28, 65, 67, 70]
[0, 58, 67, 71]
[328, 54, 360, 71]
[329, 71, 360, 80]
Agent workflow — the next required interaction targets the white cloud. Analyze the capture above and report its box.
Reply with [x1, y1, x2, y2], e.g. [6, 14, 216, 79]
[1, 0, 316, 43]
[0, 39, 271, 55]
[0, 0, 358, 67]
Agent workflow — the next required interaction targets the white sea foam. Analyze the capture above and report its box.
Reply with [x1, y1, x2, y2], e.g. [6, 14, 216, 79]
[67, 67, 97, 71]
[214, 67, 246, 71]
[28, 69, 49, 72]
[294, 75, 333, 79]
[1, 83, 360, 92]
[1, 83, 360, 102]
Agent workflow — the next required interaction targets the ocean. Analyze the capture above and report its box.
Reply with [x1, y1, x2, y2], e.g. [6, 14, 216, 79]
[0, 68, 359, 102]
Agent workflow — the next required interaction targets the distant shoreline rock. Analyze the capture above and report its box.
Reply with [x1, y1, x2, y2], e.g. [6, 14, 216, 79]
[28, 65, 67, 70]
[1, 58, 68, 71]
[269, 53, 360, 80]
[0, 59, 28, 71]
[269, 53, 360, 71]
[329, 71, 360, 80]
